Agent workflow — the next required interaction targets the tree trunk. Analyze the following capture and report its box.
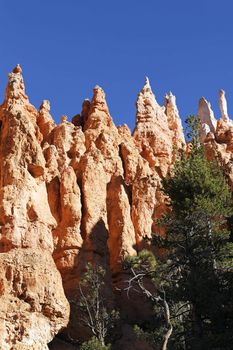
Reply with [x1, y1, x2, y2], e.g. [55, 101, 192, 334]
[161, 296, 173, 350]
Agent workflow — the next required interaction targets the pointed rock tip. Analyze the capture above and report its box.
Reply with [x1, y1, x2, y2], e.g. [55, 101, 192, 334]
[93, 85, 106, 99]
[144, 76, 151, 88]
[82, 98, 91, 108]
[198, 97, 214, 113]
[40, 100, 50, 111]
[94, 84, 103, 91]
[140, 76, 152, 95]
[12, 64, 22, 74]
[199, 96, 208, 103]
[145, 76, 150, 84]
[61, 115, 68, 123]
[165, 91, 174, 99]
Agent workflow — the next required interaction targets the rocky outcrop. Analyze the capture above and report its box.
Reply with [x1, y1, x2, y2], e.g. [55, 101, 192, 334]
[0, 65, 55, 252]
[219, 89, 230, 122]
[0, 66, 186, 347]
[198, 97, 217, 141]
[37, 100, 55, 145]
[133, 77, 175, 176]
[0, 65, 69, 349]
[164, 91, 185, 148]
[0, 249, 69, 350]
[198, 90, 233, 188]
[131, 78, 185, 243]
[3, 64, 233, 348]
[52, 166, 83, 296]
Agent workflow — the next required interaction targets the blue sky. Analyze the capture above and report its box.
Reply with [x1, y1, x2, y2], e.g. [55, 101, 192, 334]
[1, 0, 233, 130]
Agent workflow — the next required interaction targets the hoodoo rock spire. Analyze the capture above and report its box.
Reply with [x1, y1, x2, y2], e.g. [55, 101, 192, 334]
[198, 97, 217, 141]
[219, 89, 230, 122]
[2, 65, 233, 349]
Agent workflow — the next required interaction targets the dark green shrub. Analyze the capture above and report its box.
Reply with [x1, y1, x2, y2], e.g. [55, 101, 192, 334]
[80, 337, 111, 350]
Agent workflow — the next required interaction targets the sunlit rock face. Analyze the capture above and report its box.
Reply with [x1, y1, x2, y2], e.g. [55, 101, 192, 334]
[0, 249, 69, 350]
[132, 78, 185, 244]
[0, 66, 186, 347]
[0, 65, 69, 350]
[198, 97, 217, 141]
[199, 90, 233, 189]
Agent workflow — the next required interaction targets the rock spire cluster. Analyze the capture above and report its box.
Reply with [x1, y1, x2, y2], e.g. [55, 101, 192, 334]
[198, 89, 233, 186]
[0, 65, 232, 348]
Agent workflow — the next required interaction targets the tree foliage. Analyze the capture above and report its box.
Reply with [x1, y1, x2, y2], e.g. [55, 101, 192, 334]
[124, 116, 233, 349]
[124, 250, 173, 350]
[154, 116, 233, 349]
[80, 337, 111, 350]
[73, 263, 118, 347]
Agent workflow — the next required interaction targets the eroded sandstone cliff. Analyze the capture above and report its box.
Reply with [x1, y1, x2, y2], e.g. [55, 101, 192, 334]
[0, 65, 231, 349]
[0, 65, 69, 350]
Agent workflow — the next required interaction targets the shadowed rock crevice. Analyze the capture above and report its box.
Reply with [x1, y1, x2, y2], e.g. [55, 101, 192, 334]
[107, 176, 136, 273]
[61, 218, 113, 344]
[46, 176, 62, 224]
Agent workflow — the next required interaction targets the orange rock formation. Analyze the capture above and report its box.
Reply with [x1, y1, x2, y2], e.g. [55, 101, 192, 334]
[0, 65, 69, 350]
[2, 65, 231, 348]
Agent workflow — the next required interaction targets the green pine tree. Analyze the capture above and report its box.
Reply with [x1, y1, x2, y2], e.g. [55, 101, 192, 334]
[71, 263, 118, 347]
[154, 115, 233, 349]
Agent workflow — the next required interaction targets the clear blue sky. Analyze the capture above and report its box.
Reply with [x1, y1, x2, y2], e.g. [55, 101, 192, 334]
[1, 0, 233, 130]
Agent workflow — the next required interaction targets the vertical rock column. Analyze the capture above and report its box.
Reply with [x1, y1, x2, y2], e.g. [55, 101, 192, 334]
[80, 86, 116, 265]
[0, 65, 69, 350]
[132, 78, 171, 245]
[43, 116, 86, 298]
[81, 86, 137, 272]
